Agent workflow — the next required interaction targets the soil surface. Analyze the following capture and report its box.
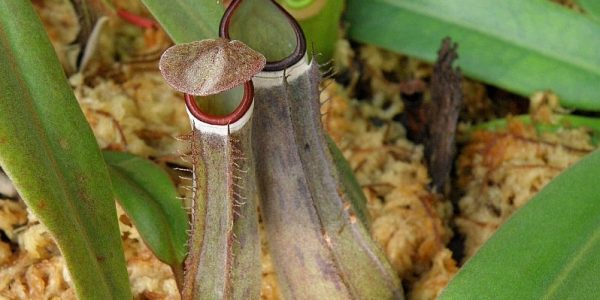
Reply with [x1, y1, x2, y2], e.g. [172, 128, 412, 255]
[0, 1, 595, 299]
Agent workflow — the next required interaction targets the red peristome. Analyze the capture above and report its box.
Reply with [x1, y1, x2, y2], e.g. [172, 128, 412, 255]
[185, 81, 254, 126]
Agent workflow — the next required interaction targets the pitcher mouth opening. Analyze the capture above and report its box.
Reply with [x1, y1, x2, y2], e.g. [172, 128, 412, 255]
[185, 81, 254, 125]
[219, 0, 306, 72]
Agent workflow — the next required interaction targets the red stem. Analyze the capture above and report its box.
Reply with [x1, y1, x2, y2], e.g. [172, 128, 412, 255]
[117, 9, 156, 29]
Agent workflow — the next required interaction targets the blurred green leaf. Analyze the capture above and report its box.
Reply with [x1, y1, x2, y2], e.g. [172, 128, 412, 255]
[575, 0, 600, 21]
[104, 151, 188, 268]
[140, 0, 223, 42]
[473, 114, 600, 145]
[345, 0, 600, 111]
[440, 150, 600, 299]
[227, 0, 300, 62]
[279, 0, 344, 63]
[0, 2, 131, 299]
[326, 136, 370, 227]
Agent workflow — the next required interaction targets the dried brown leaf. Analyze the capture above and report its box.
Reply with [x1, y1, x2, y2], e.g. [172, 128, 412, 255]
[426, 38, 463, 192]
[159, 38, 265, 96]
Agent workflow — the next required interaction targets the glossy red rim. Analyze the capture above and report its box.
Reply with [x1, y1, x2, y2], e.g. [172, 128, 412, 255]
[184, 81, 254, 125]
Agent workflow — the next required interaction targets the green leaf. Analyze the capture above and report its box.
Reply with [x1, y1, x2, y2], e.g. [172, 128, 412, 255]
[345, 0, 600, 111]
[278, 0, 345, 63]
[140, 0, 223, 43]
[575, 0, 600, 22]
[472, 114, 600, 145]
[326, 135, 370, 227]
[226, 0, 299, 62]
[440, 150, 600, 299]
[0, 2, 131, 299]
[103, 151, 188, 270]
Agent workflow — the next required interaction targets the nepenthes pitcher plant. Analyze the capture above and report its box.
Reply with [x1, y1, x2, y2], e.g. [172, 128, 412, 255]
[159, 0, 404, 299]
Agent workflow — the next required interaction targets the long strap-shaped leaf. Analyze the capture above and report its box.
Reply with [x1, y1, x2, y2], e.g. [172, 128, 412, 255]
[440, 150, 600, 299]
[346, 0, 600, 111]
[472, 114, 600, 145]
[0, 2, 131, 299]
[104, 151, 189, 286]
[253, 58, 403, 299]
[140, 0, 223, 42]
[575, 0, 600, 22]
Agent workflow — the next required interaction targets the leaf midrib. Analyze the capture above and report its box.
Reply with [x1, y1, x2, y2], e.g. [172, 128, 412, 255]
[542, 224, 600, 299]
[143, 0, 221, 42]
[0, 20, 112, 296]
[379, 0, 600, 76]
[172, 0, 214, 38]
[109, 164, 179, 263]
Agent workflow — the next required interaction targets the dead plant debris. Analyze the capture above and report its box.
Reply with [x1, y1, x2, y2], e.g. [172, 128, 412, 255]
[0, 1, 596, 300]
